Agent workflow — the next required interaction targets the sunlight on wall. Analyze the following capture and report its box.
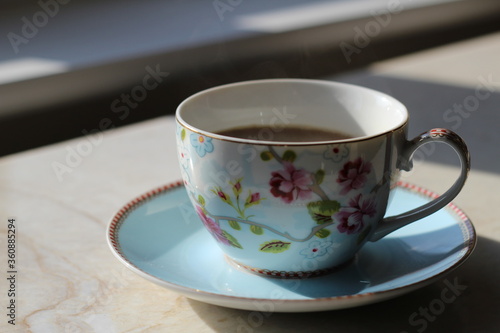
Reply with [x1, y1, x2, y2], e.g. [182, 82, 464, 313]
[0, 57, 68, 85]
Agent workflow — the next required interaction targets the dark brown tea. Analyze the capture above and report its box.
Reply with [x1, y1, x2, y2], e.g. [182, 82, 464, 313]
[217, 125, 352, 142]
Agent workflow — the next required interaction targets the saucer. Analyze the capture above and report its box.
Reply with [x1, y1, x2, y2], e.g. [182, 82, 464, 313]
[107, 181, 475, 312]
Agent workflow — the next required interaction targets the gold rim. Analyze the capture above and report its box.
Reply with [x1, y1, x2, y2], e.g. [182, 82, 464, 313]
[175, 79, 410, 146]
[176, 117, 409, 146]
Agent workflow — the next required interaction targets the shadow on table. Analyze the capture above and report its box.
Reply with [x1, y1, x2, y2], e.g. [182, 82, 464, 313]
[188, 235, 500, 333]
[331, 73, 500, 176]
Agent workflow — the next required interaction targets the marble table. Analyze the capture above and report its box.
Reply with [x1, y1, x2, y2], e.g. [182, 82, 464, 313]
[1, 32, 499, 332]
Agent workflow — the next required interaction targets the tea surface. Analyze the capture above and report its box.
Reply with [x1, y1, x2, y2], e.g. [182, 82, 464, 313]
[217, 125, 352, 142]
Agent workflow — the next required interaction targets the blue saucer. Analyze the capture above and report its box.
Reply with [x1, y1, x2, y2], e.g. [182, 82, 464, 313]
[107, 181, 475, 312]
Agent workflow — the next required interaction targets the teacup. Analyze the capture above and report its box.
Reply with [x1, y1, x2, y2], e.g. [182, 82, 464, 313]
[175, 79, 469, 278]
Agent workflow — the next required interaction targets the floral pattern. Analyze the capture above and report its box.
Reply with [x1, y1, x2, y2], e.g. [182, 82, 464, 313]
[269, 162, 313, 203]
[177, 133, 192, 189]
[195, 206, 231, 246]
[246, 192, 261, 207]
[190, 133, 214, 157]
[178, 147, 190, 172]
[212, 179, 264, 220]
[335, 194, 376, 234]
[323, 144, 349, 162]
[337, 157, 372, 195]
[195, 179, 269, 249]
[260, 147, 379, 240]
[300, 240, 335, 259]
[178, 124, 384, 261]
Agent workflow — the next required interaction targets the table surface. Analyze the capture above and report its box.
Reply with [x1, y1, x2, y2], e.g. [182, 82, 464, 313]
[1, 32, 500, 333]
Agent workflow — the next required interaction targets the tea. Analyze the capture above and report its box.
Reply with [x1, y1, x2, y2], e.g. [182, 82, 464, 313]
[217, 125, 352, 142]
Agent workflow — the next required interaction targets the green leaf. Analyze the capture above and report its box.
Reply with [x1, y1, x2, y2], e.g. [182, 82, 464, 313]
[180, 128, 186, 141]
[222, 230, 243, 249]
[315, 169, 325, 185]
[307, 200, 341, 224]
[282, 150, 296, 162]
[315, 229, 331, 239]
[198, 195, 205, 206]
[228, 220, 241, 230]
[259, 240, 291, 253]
[260, 151, 274, 161]
[357, 225, 372, 245]
[250, 225, 264, 235]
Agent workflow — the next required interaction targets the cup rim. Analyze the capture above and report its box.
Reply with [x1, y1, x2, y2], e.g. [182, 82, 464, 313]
[176, 79, 409, 146]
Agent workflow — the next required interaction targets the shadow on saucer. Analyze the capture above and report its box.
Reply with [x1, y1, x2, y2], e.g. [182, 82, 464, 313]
[267, 223, 466, 299]
[187, 235, 500, 333]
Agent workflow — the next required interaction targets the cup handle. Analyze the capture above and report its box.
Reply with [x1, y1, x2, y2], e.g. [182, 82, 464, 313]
[369, 128, 470, 242]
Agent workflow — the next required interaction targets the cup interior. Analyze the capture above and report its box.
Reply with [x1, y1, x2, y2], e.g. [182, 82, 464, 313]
[176, 79, 408, 144]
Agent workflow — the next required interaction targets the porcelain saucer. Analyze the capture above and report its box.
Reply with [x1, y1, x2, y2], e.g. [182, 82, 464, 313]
[107, 181, 475, 312]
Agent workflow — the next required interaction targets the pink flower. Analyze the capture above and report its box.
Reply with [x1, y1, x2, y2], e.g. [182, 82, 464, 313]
[212, 187, 232, 204]
[249, 192, 260, 202]
[217, 191, 228, 201]
[195, 206, 230, 246]
[245, 192, 262, 207]
[335, 194, 376, 234]
[233, 181, 242, 194]
[337, 158, 372, 195]
[270, 162, 313, 203]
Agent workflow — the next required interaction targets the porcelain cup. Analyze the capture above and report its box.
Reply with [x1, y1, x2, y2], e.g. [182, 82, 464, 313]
[175, 79, 470, 278]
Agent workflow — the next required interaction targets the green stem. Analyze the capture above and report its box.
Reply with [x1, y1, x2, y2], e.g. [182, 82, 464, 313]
[268, 146, 283, 163]
[235, 194, 245, 219]
[207, 213, 333, 242]
[309, 183, 330, 201]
